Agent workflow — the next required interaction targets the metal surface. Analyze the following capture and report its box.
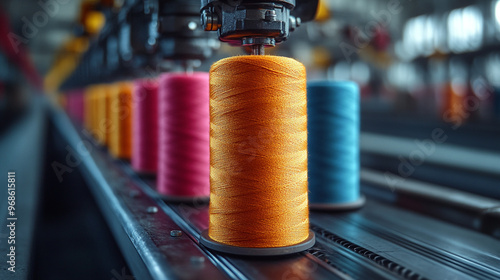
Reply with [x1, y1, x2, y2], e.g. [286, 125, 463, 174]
[51, 107, 231, 280]
[165, 185, 500, 280]
[360, 168, 500, 238]
[50, 102, 500, 279]
[61, 0, 220, 90]
[249, 43, 266, 55]
[200, 0, 317, 48]
[310, 195, 366, 211]
[158, 0, 219, 61]
[361, 132, 500, 176]
[0, 97, 47, 280]
[359, 116, 500, 201]
[311, 201, 500, 280]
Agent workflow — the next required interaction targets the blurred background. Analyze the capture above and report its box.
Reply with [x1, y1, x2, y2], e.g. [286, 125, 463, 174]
[0, 0, 499, 279]
[1, 0, 500, 125]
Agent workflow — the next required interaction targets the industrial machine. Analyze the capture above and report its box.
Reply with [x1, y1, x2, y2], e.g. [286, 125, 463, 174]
[62, 0, 220, 89]
[1, 0, 500, 279]
[199, 0, 318, 54]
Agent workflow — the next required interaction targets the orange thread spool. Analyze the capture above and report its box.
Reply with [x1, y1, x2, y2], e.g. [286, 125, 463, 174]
[92, 88, 100, 140]
[104, 85, 112, 146]
[85, 85, 109, 144]
[106, 84, 119, 153]
[202, 55, 313, 254]
[89, 86, 102, 142]
[109, 82, 133, 159]
[93, 85, 109, 145]
[84, 87, 93, 131]
[442, 82, 467, 125]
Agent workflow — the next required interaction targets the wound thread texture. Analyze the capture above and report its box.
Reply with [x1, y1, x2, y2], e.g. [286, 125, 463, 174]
[110, 82, 133, 159]
[158, 73, 210, 198]
[132, 79, 158, 173]
[93, 85, 108, 145]
[84, 87, 93, 130]
[208, 55, 310, 248]
[307, 81, 361, 205]
[91, 88, 100, 140]
[85, 86, 99, 137]
[104, 85, 112, 147]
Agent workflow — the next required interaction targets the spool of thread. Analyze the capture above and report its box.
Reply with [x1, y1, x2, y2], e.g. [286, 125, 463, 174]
[104, 85, 113, 147]
[68, 89, 85, 123]
[74, 90, 85, 124]
[109, 82, 133, 159]
[200, 55, 314, 256]
[157, 73, 210, 201]
[86, 86, 101, 142]
[84, 87, 92, 130]
[132, 79, 158, 174]
[91, 88, 99, 140]
[442, 82, 467, 125]
[307, 81, 365, 210]
[94, 85, 109, 145]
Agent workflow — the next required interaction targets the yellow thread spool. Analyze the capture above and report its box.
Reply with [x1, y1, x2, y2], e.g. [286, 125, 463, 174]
[94, 85, 108, 145]
[109, 82, 133, 159]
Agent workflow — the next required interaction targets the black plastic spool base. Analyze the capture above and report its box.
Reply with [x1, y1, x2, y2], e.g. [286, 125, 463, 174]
[310, 195, 366, 211]
[199, 230, 315, 256]
[159, 194, 210, 204]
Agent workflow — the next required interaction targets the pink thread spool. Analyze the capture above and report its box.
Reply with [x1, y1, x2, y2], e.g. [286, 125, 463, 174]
[66, 90, 84, 124]
[158, 73, 210, 201]
[72, 89, 84, 124]
[64, 91, 72, 115]
[132, 79, 158, 174]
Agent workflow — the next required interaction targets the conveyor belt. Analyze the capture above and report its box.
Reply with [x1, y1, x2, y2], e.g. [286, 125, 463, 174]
[49, 105, 500, 280]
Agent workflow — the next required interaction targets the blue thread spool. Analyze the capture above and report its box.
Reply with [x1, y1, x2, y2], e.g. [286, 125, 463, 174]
[307, 81, 365, 210]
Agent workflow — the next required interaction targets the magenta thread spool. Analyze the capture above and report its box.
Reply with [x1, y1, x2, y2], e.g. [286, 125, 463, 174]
[157, 73, 210, 201]
[132, 79, 159, 174]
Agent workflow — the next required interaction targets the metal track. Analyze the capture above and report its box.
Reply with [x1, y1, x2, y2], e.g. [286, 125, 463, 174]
[50, 106, 500, 280]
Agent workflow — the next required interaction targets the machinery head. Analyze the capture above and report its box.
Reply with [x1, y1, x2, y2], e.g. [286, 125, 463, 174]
[200, 0, 318, 54]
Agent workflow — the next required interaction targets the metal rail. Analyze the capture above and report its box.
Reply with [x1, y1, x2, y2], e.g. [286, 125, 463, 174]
[50, 104, 500, 280]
